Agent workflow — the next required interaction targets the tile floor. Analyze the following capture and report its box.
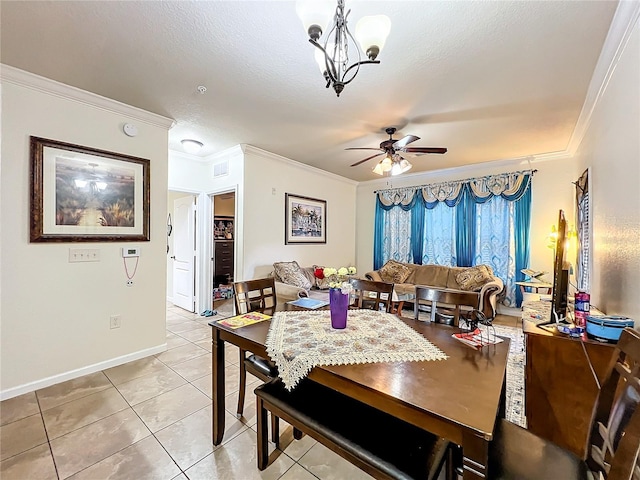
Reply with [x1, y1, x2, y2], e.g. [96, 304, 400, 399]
[1, 302, 519, 480]
[1, 301, 384, 480]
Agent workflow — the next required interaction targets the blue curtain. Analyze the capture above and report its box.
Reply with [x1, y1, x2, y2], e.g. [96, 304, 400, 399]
[411, 199, 425, 264]
[373, 200, 386, 270]
[474, 197, 515, 306]
[421, 202, 457, 266]
[514, 185, 532, 307]
[373, 172, 533, 308]
[455, 186, 476, 267]
[374, 194, 415, 269]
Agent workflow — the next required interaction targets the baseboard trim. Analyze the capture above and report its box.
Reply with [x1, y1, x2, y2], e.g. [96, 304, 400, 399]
[0, 344, 168, 401]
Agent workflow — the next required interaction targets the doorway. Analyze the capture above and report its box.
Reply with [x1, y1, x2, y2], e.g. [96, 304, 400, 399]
[212, 191, 236, 302]
[167, 191, 197, 312]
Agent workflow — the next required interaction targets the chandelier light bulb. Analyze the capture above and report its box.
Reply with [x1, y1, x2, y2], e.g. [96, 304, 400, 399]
[355, 15, 391, 60]
[295, 0, 334, 40]
[181, 139, 204, 154]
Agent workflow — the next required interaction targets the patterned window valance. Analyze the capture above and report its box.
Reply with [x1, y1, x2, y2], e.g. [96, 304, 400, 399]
[376, 170, 534, 207]
[377, 188, 417, 210]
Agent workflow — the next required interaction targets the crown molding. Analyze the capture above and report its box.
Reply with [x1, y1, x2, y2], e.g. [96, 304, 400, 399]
[169, 148, 210, 164]
[208, 144, 245, 163]
[0, 64, 175, 129]
[241, 144, 359, 186]
[567, 1, 640, 154]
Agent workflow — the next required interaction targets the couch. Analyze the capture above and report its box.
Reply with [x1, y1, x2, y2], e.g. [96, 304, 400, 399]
[269, 262, 332, 304]
[365, 261, 504, 319]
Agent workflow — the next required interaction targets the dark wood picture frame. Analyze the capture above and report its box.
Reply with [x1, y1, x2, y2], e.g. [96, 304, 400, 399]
[285, 193, 326, 244]
[30, 136, 150, 242]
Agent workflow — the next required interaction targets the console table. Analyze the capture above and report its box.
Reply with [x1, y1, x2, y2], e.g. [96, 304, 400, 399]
[521, 302, 614, 459]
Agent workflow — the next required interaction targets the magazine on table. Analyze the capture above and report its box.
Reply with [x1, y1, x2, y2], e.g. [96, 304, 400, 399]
[287, 297, 329, 309]
[217, 312, 271, 329]
[452, 328, 504, 349]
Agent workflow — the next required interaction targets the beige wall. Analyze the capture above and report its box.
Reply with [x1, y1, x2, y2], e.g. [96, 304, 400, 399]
[572, 18, 640, 321]
[1, 76, 171, 398]
[242, 148, 358, 280]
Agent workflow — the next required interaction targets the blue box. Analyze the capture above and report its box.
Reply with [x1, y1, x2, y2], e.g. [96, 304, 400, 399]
[586, 315, 634, 343]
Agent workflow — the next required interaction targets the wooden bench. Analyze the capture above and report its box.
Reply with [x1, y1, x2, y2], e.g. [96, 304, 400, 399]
[255, 379, 451, 480]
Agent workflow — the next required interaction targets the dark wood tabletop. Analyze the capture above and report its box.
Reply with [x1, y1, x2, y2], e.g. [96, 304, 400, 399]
[209, 305, 510, 479]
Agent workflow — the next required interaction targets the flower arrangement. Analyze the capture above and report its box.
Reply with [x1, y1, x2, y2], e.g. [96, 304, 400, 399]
[315, 266, 357, 294]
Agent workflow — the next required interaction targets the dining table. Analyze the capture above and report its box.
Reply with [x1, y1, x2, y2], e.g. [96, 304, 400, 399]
[209, 303, 510, 479]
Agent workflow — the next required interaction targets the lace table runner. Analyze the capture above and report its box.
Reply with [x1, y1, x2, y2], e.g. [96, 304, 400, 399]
[265, 310, 448, 390]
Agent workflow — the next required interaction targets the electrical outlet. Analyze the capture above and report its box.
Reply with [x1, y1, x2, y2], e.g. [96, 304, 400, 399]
[127, 280, 134, 287]
[110, 315, 121, 329]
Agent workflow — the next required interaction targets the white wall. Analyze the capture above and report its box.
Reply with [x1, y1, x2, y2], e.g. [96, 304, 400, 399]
[1, 71, 172, 398]
[355, 158, 577, 279]
[571, 14, 640, 320]
[242, 147, 358, 280]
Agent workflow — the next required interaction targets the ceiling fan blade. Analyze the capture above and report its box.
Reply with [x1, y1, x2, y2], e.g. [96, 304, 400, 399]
[403, 147, 448, 154]
[345, 147, 383, 151]
[392, 135, 420, 149]
[350, 152, 384, 167]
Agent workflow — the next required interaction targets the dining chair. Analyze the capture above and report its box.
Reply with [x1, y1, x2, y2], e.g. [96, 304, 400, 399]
[348, 278, 395, 312]
[232, 278, 279, 418]
[413, 286, 479, 327]
[485, 327, 640, 479]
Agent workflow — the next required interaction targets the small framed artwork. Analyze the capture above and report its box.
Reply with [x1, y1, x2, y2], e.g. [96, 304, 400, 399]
[285, 193, 326, 244]
[214, 216, 234, 240]
[30, 136, 150, 242]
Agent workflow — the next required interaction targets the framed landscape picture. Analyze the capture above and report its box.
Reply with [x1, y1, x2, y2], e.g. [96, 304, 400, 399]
[285, 193, 326, 244]
[30, 136, 150, 242]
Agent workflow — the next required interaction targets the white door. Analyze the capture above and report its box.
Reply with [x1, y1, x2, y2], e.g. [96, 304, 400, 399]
[172, 195, 196, 311]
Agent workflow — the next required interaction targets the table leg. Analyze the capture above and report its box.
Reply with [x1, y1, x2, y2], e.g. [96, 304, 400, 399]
[461, 432, 490, 479]
[212, 328, 226, 445]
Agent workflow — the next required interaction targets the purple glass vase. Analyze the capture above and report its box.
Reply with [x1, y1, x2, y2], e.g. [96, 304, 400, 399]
[329, 287, 349, 329]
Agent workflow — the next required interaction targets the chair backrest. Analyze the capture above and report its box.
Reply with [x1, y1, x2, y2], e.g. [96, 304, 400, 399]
[349, 278, 394, 313]
[586, 327, 640, 479]
[233, 277, 277, 315]
[414, 286, 479, 325]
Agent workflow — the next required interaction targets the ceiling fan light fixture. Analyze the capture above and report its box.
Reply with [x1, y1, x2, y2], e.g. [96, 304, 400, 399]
[381, 155, 393, 171]
[372, 162, 385, 175]
[355, 15, 391, 60]
[398, 158, 413, 174]
[181, 139, 204, 154]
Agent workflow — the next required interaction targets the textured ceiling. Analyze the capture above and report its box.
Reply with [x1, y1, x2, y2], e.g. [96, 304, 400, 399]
[1, 1, 617, 181]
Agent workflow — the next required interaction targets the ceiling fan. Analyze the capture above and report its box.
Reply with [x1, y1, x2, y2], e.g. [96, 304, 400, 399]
[347, 127, 447, 175]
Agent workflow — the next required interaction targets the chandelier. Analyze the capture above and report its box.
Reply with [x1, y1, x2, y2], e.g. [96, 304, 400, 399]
[296, 0, 391, 97]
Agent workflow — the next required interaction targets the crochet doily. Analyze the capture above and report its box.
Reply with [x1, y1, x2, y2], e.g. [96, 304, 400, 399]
[265, 310, 448, 390]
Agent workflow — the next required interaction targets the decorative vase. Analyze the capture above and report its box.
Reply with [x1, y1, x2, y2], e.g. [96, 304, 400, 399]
[329, 287, 349, 329]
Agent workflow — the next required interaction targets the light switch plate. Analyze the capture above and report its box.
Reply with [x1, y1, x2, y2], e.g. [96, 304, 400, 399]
[69, 249, 100, 263]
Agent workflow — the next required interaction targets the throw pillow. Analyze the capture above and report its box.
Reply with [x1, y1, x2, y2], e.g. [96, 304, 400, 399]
[378, 260, 411, 284]
[313, 265, 331, 290]
[273, 261, 312, 290]
[455, 265, 493, 291]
